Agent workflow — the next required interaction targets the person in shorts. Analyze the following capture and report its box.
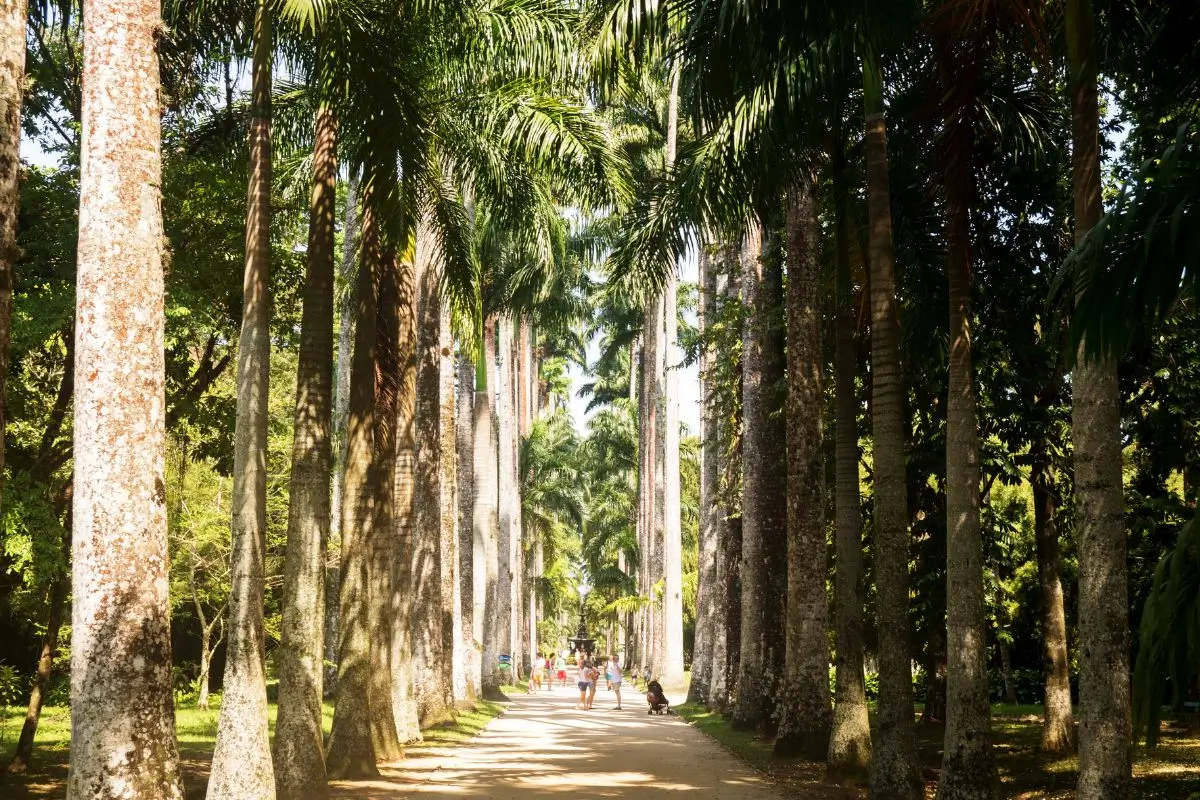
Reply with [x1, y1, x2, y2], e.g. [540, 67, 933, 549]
[608, 654, 624, 710]
[576, 659, 591, 709]
[555, 654, 568, 688]
[586, 662, 600, 710]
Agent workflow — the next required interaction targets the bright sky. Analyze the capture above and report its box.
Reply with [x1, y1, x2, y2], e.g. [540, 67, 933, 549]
[566, 250, 702, 438]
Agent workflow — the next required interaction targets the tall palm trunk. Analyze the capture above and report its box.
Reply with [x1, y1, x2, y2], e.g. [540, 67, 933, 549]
[660, 65, 684, 686]
[68, 0, 182, 793]
[688, 244, 718, 706]
[1067, 0, 1131, 794]
[776, 172, 832, 758]
[1030, 455, 1076, 752]
[325, 204, 381, 780]
[0, 0, 24, 518]
[441, 309, 462, 705]
[863, 51, 923, 800]
[477, 319, 504, 698]
[367, 244, 404, 759]
[508, 329, 525, 676]
[497, 318, 518, 673]
[384, 245, 421, 747]
[828, 142, 872, 778]
[274, 99, 337, 800]
[209, 4, 275, 794]
[458, 352, 479, 700]
[733, 220, 787, 733]
[412, 220, 448, 723]
[709, 252, 739, 711]
[940, 108, 996, 800]
[328, 172, 360, 696]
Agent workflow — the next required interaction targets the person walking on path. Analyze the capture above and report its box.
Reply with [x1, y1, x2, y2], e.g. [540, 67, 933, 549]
[586, 662, 600, 710]
[576, 659, 591, 710]
[555, 654, 568, 689]
[608, 654, 624, 710]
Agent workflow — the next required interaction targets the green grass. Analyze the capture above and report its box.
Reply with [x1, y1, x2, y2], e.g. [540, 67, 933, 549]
[673, 703, 773, 769]
[416, 700, 505, 747]
[672, 702, 1200, 800]
[0, 695, 501, 799]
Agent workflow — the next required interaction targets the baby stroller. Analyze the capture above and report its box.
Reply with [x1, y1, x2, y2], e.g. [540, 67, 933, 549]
[646, 680, 671, 715]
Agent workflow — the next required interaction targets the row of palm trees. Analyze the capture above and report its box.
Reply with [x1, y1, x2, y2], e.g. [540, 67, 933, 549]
[599, 0, 1138, 798]
[0, 0, 637, 798]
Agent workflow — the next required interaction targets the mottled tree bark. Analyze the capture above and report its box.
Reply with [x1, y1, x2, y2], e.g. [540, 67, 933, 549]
[327, 172, 360, 697]
[208, 3, 276, 794]
[687, 245, 718, 707]
[1031, 459, 1076, 753]
[734, 221, 788, 734]
[497, 317, 518, 676]
[939, 103, 997, 800]
[274, 101, 337, 800]
[412, 220, 449, 723]
[828, 144, 872, 779]
[458, 353, 480, 700]
[776, 174, 833, 759]
[325, 205, 381, 780]
[0, 0, 24, 520]
[477, 320, 504, 698]
[379, 246, 418, 751]
[1068, 1, 1132, 794]
[863, 52, 923, 800]
[68, 0, 183, 792]
[441, 309, 463, 705]
[660, 66, 684, 687]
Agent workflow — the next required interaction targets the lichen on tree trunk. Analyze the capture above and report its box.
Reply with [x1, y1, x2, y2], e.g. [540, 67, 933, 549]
[207, 3, 276, 795]
[274, 98, 337, 800]
[776, 173, 832, 759]
[325, 202, 381, 780]
[1068, 2, 1132, 793]
[68, 1, 183, 793]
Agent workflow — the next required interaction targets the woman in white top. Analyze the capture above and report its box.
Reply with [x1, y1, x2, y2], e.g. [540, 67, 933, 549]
[576, 659, 591, 709]
[608, 655, 623, 710]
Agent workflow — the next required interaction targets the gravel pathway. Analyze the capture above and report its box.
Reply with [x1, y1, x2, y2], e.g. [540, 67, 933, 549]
[330, 683, 785, 799]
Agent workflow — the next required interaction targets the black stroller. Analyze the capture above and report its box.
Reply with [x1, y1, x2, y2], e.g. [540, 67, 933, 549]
[646, 680, 671, 715]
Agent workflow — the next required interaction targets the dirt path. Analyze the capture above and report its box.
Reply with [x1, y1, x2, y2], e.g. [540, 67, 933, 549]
[330, 683, 785, 799]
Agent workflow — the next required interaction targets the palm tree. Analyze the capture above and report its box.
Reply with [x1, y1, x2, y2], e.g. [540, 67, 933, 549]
[1030, 452, 1076, 753]
[208, 2, 276, 795]
[457, 352, 480, 699]
[497, 316, 518, 674]
[862, 49, 924, 800]
[412, 216, 450, 723]
[325, 203, 381, 780]
[0, 0, 25, 521]
[828, 134, 872, 778]
[328, 170, 359, 697]
[273, 41, 338, 796]
[439, 302, 462, 704]
[660, 66, 685, 687]
[732, 220, 787, 733]
[67, 0, 183, 796]
[1066, 0, 1132, 793]
[687, 244, 720, 706]
[375, 241, 417, 753]
[935, 30, 996, 800]
[476, 318, 504, 698]
[776, 171, 833, 759]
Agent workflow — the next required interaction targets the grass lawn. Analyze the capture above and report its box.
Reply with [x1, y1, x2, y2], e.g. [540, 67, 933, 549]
[673, 703, 1200, 800]
[0, 695, 505, 799]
